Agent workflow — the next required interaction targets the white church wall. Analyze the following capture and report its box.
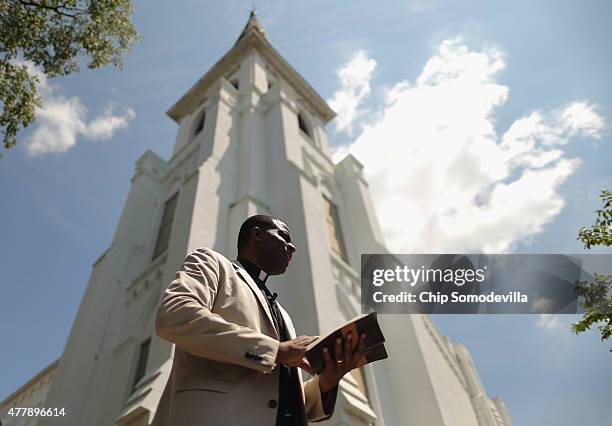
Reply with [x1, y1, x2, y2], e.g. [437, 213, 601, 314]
[113, 151, 166, 253]
[417, 317, 480, 426]
[378, 315, 449, 425]
[335, 155, 387, 256]
[95, 260, 166, 426]
[240, 51, 269, 94]
[313, 115, 332, 157]
[491, 397, 512, 426]
[299, 173, 346, 334]
[1, 360, 58, 426]
[40, 248, 124, 425]
[171, 112, 192, 157]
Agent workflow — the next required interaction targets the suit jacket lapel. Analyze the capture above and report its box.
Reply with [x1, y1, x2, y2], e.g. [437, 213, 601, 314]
[232, 262, 279, 338]
[277, 303, 296, 339]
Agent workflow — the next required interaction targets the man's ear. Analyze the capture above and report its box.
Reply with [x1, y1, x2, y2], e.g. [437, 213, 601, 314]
[250, 226, 262, 243]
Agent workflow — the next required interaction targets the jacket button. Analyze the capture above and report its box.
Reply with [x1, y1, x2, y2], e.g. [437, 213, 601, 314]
[268, 399, 278, 409]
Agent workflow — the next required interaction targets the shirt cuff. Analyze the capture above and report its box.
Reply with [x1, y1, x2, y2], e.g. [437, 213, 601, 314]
[320, 385, 338, 416]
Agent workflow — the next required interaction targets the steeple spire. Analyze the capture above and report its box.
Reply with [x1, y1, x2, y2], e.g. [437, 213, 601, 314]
[236, 9, 268, 44]
[168, 7, 336, 124]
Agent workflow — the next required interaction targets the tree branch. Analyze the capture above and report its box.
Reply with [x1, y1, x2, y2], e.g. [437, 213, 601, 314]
[17, 0, 87, 20]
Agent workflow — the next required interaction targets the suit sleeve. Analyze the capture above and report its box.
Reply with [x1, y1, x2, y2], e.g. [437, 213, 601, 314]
[156, 248, 280, 372]
[280, 306, 338, 421]
[303, 375, 338, 422]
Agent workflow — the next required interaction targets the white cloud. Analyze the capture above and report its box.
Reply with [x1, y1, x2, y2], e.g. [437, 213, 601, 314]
[536, 314, 565, 332]
[334, 39, 605, 253]
[13, 60, 135, 156]
[327, 50, 377, 135]
[26, 96, 88, 156]
[85, 106, 136, 140]
[558, 101, 605, 139]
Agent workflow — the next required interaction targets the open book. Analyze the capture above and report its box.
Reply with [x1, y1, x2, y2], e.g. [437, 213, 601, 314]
[305, 312, 388, 374]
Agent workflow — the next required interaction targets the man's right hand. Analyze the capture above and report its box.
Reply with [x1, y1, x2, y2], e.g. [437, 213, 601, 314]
[276, 335, 318, 373]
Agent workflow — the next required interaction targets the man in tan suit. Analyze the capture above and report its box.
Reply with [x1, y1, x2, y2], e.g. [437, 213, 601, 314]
[152, 215, 366, 426]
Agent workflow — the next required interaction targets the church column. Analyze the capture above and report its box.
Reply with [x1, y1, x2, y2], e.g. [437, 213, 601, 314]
[181, 78, 239, 256]
[225, 52, 272, 258]
[335, 154, 387, 259]
[236, 51, 269, 200]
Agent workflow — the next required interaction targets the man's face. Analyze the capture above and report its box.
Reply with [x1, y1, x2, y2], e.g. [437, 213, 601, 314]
[255, 219, 296, 275]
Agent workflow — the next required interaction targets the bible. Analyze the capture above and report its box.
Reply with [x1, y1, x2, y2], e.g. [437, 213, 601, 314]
[305, 312, 388, 374]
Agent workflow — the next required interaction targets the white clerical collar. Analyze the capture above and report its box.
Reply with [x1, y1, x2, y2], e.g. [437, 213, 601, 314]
[237, 257, 269, 284]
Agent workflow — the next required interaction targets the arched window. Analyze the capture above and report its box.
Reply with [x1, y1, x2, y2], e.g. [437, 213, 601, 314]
[193, 111, 206, 137]
[298, 112, 313, 139]
[152, 192, 178, 260]
[322, 195, 348, 262]
[132, 338, 151, 391]
[267, 71, 277, 90]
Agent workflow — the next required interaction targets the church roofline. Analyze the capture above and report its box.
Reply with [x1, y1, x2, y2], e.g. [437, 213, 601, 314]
[167, 18, 336, 124]
[1, 358, 59, 405]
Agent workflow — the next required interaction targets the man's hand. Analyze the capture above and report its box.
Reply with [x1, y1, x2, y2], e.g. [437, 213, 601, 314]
[276, 335, 318, 373]
[318, 332, 366, 393]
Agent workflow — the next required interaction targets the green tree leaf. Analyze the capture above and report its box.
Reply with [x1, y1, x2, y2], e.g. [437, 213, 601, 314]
[0, 0, 139, 155]
[574, 190, 612, 351]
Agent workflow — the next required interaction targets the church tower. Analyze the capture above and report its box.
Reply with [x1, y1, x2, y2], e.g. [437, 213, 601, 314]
[34, 12, 512, 426]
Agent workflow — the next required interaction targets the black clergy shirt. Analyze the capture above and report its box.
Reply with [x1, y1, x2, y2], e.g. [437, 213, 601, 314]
[237, 257, 307, 426]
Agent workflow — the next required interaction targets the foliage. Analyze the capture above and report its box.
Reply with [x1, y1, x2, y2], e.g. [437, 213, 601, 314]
[572, 274, 612, 347]
[578, 190, 612, 248]
[0, 0, 138, 153]
[573, 189, 612, 351]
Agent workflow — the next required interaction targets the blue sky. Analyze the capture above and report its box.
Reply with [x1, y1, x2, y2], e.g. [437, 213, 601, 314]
[1, 1, 611, 424]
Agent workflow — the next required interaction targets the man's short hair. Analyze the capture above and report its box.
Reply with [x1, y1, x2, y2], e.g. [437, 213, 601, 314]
[237, 215, 278, 252]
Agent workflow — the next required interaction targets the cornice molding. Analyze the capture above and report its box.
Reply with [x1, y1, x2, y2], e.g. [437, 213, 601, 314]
[229, 191, 271, 212]
[167, 30, 335, 124]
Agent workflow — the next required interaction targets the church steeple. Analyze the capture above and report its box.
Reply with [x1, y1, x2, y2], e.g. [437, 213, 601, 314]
[167, 10, 335, 124]
[236, 10, 268, 44]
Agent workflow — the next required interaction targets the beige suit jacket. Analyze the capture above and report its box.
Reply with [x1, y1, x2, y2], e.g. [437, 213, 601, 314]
[151, 248, 332, 426]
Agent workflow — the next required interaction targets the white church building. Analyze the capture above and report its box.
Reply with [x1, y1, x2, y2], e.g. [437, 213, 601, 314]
[2, 12, 512, 426]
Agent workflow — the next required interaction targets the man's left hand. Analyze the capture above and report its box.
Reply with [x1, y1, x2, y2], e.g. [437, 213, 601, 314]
[318, 332, 366, 393]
